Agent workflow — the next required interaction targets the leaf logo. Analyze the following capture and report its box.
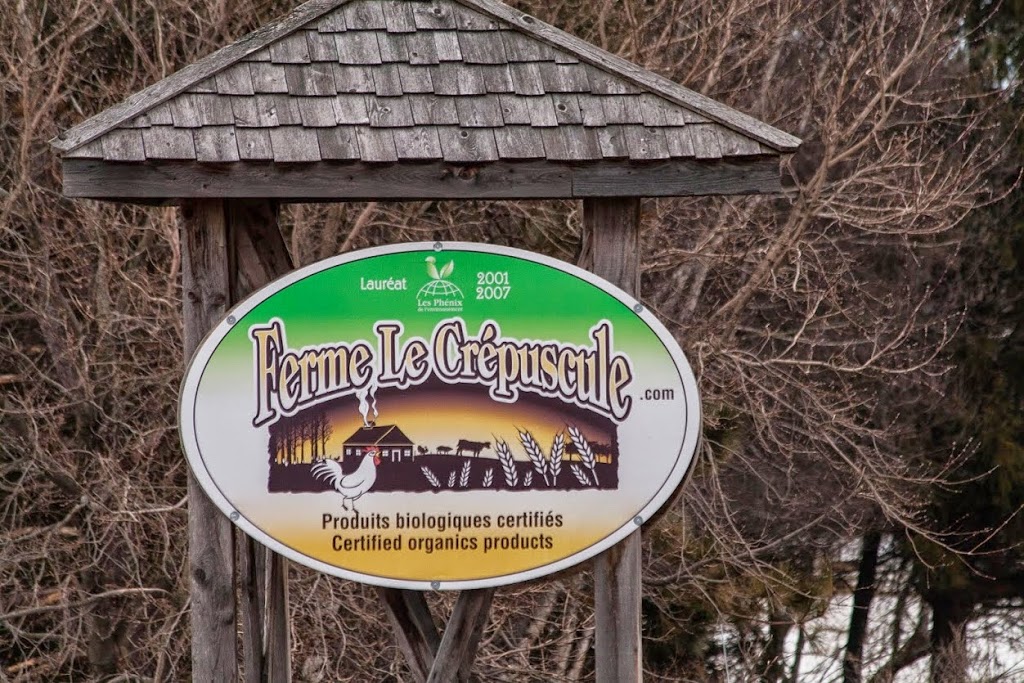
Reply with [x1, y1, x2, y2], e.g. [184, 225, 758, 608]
[425, 256, 455, 281]
[417, 255, 464, 309]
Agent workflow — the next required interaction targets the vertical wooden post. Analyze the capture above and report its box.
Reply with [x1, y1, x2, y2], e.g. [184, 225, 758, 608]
[181, 199, 293, 682]
[181, 199, 237, 682]
[238, 538, 266, 682]
[583, 197, 643, 683]
[228, 200, 294, 683]
[262, 551, 291, 682]
[238, 462, 292, 683]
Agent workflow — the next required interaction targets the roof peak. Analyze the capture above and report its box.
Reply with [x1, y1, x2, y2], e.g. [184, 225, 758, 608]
[52, 0, 799, 156]
[344, 424, 415, 445]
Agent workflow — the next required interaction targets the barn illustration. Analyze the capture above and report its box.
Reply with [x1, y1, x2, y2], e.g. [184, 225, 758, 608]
[343, 424, 415, 463]
[268, 381, 621, 494]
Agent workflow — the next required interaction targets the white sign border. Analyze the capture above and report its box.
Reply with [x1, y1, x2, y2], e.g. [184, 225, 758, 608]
[179, 241, 702, 590]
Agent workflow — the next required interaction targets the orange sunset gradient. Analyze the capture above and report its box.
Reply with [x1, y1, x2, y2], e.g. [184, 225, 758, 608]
[317, 384, 615, 460]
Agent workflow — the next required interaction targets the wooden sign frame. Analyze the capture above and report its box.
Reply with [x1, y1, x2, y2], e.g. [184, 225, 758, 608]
[179, 196, 646, 682]
[54, 0, 799, 678]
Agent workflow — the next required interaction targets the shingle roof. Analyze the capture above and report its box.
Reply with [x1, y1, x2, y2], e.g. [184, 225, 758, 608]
[53, 0, 800, 165]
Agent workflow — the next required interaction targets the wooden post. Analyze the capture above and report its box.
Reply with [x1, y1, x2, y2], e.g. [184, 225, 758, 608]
[228, 200, 293, 683]
[181, 199, 237, 682]
[379, 587, 494, 683]
[262, 551, 291, 682]
[238, 482, 292, 683]
[377, 588, 442, 683]
[238, 538, 266, 682]
[181, 200, 294, 682]
[426, 589, 496, 683]
[583, 197, 643, 683]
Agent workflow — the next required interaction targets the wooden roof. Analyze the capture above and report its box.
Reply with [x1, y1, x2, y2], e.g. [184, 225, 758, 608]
[53, 0, 800, 200]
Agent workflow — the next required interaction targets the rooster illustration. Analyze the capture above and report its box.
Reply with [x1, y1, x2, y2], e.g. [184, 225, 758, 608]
[312, 447, 381, 512]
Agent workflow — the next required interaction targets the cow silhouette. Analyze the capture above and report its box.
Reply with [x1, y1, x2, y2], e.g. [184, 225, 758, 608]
[437, 446, 452, 455]
[456, 439, 491, 457]
[417, 446, 428, 456]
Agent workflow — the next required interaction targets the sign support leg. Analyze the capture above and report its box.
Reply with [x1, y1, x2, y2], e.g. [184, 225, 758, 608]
[378, 588, 442, 683]
[181, 199, 238, 682]
[262, 551, 290, 682]
[583, 197, 644, 683]
[379, 588, 494, 683]
[181, 199, 294, 682]
[426, 588, 495, 683]
[228, 200, 294, 683]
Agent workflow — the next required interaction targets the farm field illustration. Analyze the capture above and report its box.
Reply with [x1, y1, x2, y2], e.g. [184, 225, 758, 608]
[267, 378, 619, 497]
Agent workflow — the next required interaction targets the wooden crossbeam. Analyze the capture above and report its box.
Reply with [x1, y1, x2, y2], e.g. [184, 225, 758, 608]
[426, 589, 495, 683]
[377, 589, 441, 683]
[379, 588, 495, 683]
[62, 158, 782, 202]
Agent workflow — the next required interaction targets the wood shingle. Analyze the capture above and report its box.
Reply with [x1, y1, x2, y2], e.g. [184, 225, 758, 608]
[317, 127, 360, 159]
[237, 129, 274, 159]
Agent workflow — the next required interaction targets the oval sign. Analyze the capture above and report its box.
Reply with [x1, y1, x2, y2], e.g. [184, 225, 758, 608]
[180, 242, 700, 590]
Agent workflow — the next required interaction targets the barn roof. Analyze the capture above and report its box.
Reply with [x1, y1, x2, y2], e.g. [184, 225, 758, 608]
[344, 424, 414, 445]
[52, 0, 800, 200]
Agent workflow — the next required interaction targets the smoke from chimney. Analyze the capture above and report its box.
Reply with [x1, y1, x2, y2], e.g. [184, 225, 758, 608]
[357, 382, 379, 428]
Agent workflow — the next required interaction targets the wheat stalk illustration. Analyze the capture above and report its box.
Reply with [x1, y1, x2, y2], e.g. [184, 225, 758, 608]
[524, 471, 533, 488]
[550, 432, 564, 485]
[496, 440, 519, 487]
[422, 467, 442, 488]
[568, 426, 599, 486]
[519, 429, 550, 486]
[459, 461, 471, 488]
[447, 470, 456, 488]
[483, 468, 494, 487]
[571, 464, 592, 487]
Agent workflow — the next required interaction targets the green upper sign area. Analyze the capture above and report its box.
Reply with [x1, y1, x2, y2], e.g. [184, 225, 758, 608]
[216, 247, 653, 362]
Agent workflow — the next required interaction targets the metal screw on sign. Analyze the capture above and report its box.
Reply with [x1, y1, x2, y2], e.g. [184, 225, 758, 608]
[433, 242, 443, 251]
[229, 511, 239, 522]
[227, 315, 236, 325]
[633, 304, 644, 313]
[431, 581, 441, 590]
[633, 515, 643, 526]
